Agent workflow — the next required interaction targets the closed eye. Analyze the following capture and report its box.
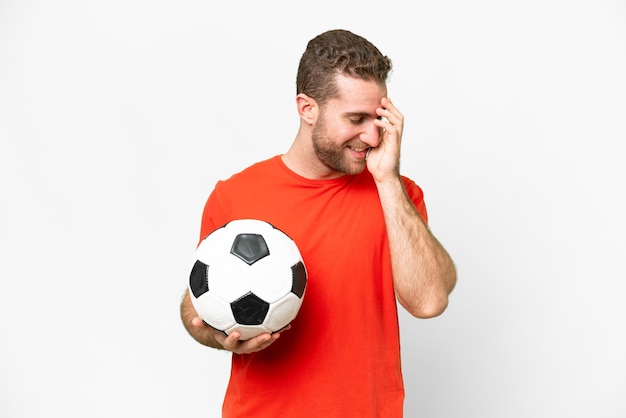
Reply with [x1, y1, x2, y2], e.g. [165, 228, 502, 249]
[346, 111, 375, 125]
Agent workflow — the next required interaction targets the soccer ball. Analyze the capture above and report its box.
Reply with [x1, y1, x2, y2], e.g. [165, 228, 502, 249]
[188, 219, 307, 340]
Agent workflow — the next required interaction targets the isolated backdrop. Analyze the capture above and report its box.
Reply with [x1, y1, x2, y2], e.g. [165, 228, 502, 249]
[1, 1, 625, 417]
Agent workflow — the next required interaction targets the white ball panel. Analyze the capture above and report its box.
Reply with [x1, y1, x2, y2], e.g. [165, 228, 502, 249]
[264, 228, 303, 262]
[192, 292, 236, 331]
[248, 259, 293, 303]
[263, 293, 303, 331]
[208, 257, 254, 302]
[195, 227, 230, 263]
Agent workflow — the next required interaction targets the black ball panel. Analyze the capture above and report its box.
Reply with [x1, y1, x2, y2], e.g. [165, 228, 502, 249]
[231, 292, 270, 325]
[291, 261, 307, 298]
[230, 233, 270, 265]
[189, 260, 209, 298]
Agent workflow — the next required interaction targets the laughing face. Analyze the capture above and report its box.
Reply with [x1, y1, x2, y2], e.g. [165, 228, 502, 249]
[311, 75, 387, 177]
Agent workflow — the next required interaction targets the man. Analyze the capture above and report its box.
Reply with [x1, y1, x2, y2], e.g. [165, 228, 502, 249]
[180, 29, 456, 417]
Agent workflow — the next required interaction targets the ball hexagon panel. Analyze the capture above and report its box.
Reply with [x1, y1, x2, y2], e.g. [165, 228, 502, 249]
[205, 255, 256, 303]
[193, 291, 236, 332]
[248, 259, 294, 303]
[263, 292, 303, 331]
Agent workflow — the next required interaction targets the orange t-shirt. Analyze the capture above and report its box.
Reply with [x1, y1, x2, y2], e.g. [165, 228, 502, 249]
[199, 155, 427, 418]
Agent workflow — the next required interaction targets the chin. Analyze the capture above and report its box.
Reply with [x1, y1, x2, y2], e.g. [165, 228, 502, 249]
[341, 161, 367, 176]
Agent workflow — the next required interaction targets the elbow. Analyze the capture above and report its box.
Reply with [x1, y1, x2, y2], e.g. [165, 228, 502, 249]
[407, 295, 449, 319]
[400, 285, 453, 319]
[399, 269, 457, 318]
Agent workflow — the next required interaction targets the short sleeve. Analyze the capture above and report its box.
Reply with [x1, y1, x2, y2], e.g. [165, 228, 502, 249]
[401, 176, 428, 224]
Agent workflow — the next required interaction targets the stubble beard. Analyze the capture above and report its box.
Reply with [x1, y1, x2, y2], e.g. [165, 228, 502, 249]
[311, 115, 366, 176]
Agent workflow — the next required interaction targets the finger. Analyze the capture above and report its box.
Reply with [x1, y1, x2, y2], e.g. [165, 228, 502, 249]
[378, 97, 403, 123]
[191, 316, 209, 328]
[276, 323, 292, 333]
[216, 331, 242, 351]
[382, 97, 398, 114]
[375, 111, 395, 131]
[374, 116, 396, 140]
[233, 333, 275, 354]
[374, 115, 391, 131]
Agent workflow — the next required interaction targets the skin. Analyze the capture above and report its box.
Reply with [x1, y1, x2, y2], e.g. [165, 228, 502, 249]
[180, 73, 457, 353]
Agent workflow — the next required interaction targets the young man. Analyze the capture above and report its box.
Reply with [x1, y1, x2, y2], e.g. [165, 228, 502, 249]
[180, 29, 456, 417]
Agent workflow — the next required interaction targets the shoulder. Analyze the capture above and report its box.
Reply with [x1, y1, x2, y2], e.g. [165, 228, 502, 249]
[401, 176, 424, 201]
[401, 175, 428, 223]
[200, 156, 282, 239]
[230, 155, 280, 178]
[216, 155, 281, 189]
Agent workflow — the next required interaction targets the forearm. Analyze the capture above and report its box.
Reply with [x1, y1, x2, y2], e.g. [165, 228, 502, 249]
[180, 290, 225, 349]
[377, 177, 457, 318]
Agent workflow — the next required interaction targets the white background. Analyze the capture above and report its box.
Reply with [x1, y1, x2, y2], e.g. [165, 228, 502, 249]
[1, 1, 625, 417]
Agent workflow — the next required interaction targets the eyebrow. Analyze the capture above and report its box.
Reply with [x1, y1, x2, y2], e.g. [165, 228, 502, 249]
[344, 111, 376, 118]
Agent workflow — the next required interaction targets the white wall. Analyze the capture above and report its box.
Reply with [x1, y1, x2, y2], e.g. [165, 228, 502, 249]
[1, 1, 624, 417]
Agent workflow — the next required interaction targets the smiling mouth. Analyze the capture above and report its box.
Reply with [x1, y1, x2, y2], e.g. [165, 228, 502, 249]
[347, 145, 370, 159]
[349, 145, 368, 152]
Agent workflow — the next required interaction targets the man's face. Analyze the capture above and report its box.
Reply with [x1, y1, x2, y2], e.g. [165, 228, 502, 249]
[311, 75, 387, 176]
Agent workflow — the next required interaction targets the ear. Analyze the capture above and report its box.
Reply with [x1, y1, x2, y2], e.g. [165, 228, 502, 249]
[296, 93, 318, 125]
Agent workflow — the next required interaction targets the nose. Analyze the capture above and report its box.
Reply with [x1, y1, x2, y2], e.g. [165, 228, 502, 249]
[360, 120, 382, 148]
